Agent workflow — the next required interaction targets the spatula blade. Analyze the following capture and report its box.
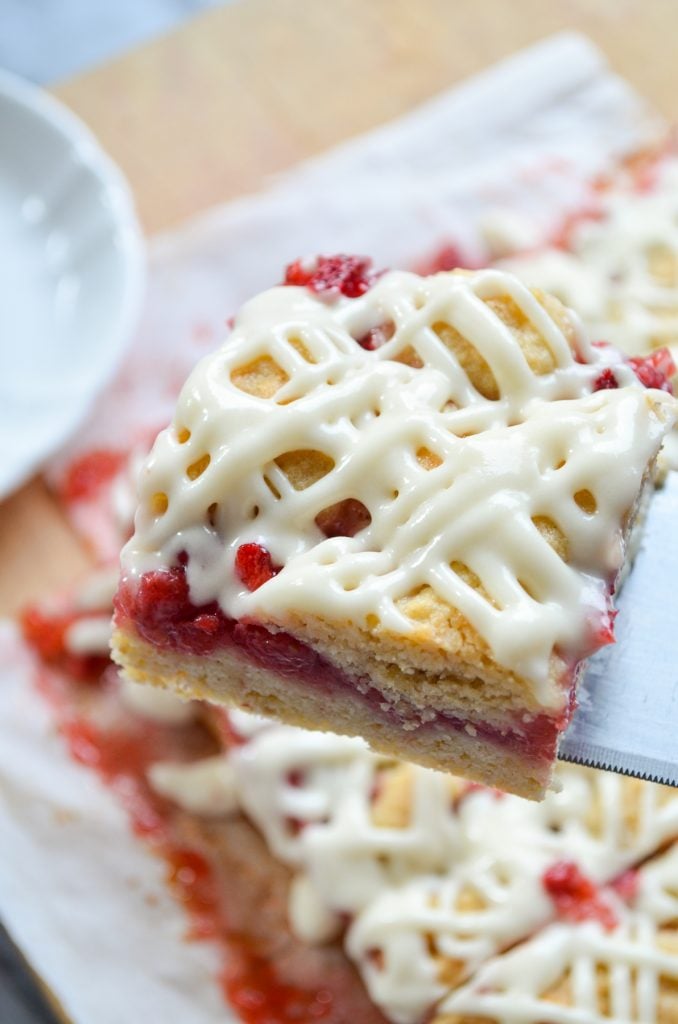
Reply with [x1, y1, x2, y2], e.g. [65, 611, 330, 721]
[559, 469, 678, 785]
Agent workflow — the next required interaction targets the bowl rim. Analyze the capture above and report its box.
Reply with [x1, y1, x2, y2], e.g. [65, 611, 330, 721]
[0, 67, 145, 497]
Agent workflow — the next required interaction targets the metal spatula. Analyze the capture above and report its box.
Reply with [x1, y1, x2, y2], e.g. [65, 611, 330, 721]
[559, 471, 678, 785]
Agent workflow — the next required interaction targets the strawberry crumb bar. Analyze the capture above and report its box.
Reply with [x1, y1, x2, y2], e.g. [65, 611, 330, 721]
[112, 258, 676, 798]
[433, 845, 678, 1024]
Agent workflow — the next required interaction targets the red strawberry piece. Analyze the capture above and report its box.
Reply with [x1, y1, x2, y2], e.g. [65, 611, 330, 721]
[283, 258, 315, 287]
[20, 605, 110, 683]
[365, 948, 385, 971]
[284, 255, 376, 298]
[117, 564, 234, 655]
[611, 868, 640, 903]
[315, 498, 371, 538]
[591, 608, 617, 649]
[286, 769, 305, 788]
[135, 566, 191, 627]
[355, 321, 396, 351]
[543, 860, 617, 930]
[457, 781, 505, 805]
[592, 368, 619, 391]
[61, 449, 126, 503]
[235, 543, 280, 591]
[627, 348, 676, 393]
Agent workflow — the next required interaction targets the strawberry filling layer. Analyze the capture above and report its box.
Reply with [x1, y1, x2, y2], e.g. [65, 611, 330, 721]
[591, 347, 676, 394]
[115, 566, 574, 766]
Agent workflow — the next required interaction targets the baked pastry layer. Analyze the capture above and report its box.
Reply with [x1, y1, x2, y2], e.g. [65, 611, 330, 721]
[113, 264, 677, 796]
[113, 623, 569, 798]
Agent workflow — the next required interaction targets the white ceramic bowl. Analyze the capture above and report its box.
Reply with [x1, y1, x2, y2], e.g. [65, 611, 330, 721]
[0, 68, 145, 500]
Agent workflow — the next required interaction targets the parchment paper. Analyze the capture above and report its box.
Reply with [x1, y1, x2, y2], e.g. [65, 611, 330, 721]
[0, 623, 228, 1023]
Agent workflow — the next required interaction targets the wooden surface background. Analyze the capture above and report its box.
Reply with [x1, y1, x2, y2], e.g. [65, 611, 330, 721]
[2, 0, 678, 1019]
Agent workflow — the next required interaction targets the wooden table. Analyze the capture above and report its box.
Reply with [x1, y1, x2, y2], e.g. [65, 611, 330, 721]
[2, 0, 677, 1018]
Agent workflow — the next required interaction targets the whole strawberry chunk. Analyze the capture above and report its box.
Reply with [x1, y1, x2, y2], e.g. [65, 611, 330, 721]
[284, 254, 376, 298]
[315, 498, 372, 538]
[627, 348, 675, 393]
[235, 543, 280, 591]
[355, 321, 396, 351]
[592, 368, 619, 391]
[283, 258, 315, 287]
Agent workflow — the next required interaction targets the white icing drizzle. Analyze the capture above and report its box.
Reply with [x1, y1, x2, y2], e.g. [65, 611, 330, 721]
[119, 678, 196, 725]
[500, 152, 678, 469]
[343, 770, 674, 1024]
[121, 268, 676, 693]
[230, 725, 383, 866]
[636, 844, 678, 934]
[72, 612, 678, 1024]
[72, 565, 120, 612]
[502, 155, 678, 366]
[481, 207, 542, 258]
[134, 687, 678, 1024]
[207, 714, 678, 1024]
[63, 615, 112, 656]
[436, 846, 678, 1024]
[530, 766, 678, 865]
[346, 838, 556, 1024]
[111, 446, 147, 540]
[147, 756, 238, 816]
[227, 707, 273, 740]
[287, 873, 342, 945]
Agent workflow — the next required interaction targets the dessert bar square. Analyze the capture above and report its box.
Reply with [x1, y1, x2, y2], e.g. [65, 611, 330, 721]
[112, 261, 676, 798]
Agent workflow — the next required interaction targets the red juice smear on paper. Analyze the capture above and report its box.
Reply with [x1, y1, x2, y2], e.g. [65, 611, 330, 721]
[27, 647, 385, 1023]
